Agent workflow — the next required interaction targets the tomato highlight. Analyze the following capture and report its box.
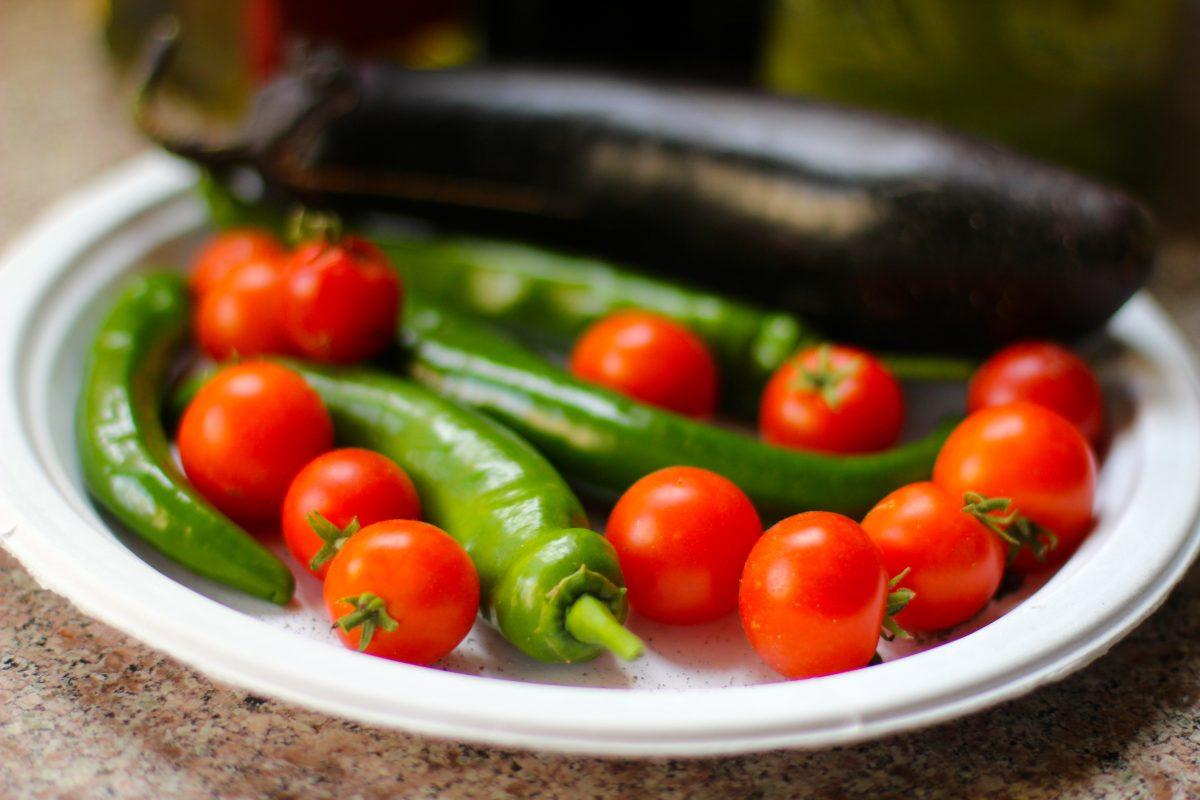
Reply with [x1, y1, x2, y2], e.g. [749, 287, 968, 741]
[281, 236, 402, 363]
[969, 341, 1105, 445]
[739, 511, 897, 679]
[324, 520, 479, 664]
[179, 362, 333, 525]
[607, 466, 761, 625]
[570, 311, 719, 418]
[759, 345, 904, 454]
[282, 448, 422, 578]
[934, 402, 1097, 572]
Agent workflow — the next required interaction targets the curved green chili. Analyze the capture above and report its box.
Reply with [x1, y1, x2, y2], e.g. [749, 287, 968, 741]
[76, 272, 294, 604]
[399, 298, 956, 520]
[377, 236, 977, 395]
[380, 236, 812, 402]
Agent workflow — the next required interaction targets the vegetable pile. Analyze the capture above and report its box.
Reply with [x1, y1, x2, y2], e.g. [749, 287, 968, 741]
[78, 221, 1107, 678]
[92, 46, 1135, 679]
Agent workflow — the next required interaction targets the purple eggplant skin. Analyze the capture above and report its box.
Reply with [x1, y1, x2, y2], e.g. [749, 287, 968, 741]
[154, 58, 1156, 353]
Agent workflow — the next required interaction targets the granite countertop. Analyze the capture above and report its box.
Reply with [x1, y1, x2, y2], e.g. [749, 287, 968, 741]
[4, 2, 1200, 797]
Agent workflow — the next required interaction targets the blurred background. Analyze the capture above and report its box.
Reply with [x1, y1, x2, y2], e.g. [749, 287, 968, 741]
[2, 0, 1199, 249]
[6, 1, 1199, 224]
[102, 1, 1199, 204]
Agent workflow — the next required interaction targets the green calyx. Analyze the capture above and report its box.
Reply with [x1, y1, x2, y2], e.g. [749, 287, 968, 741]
[286, 207, 344, 246]
[308, 512, 361, 571]
[335, 592, 398, 651]
[881, 567, 915, 642]
[522, 557, 636, 663]
[962, 492, 1059, 564]
[791, 344, 860, 409]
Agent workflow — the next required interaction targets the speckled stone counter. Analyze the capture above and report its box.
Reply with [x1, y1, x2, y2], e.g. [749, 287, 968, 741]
[4, 2, 1200, 797]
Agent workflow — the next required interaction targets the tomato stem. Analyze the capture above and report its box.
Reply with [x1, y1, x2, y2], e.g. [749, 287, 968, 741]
[308, 512, 361, 571]
[881, 567, 914, 641]
[287, 207, 344, 246]
[791, 344, 860, 409]
[961, 491, 1058, 563]
[564, 594, 644, 661]
[336, 592, 398, 651]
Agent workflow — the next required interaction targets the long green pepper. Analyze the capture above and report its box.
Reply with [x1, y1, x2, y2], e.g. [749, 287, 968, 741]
[281, 362, 642, 664]
[399, 298, 955, 520]
[76, 273, 294, 604]
[376, 236, 978, 398]
[379, 236, 812, 403]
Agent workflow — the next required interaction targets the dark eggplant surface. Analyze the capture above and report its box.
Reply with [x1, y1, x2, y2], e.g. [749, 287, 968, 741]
[145, 54, 1156, 352]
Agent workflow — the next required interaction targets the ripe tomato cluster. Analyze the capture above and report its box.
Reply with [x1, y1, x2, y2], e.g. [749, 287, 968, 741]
[180, 230, 478, 666]
[575, 313, 1103, 679]
[191, 228, 401, 365]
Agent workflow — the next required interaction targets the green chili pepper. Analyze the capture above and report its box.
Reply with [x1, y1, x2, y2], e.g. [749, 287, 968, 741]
[379, 236, 813, 402]
[76, 273, 294, 604]
[280, 361, 642, 664]
[400, 298, 956, 520]
[376, 236, 978, 397]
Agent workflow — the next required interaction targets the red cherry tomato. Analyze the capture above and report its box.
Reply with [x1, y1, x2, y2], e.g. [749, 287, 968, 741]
[933, 402, 1097, 573]
[194, 259, 293, 361]
[968, 341, 1105, 445]
[282, 448, 422, 579]
[189, 228, 286, 297]
[569, 311, 718, 418]
[759, 345, 904, 454]
[606, 466, 761, 624]
[324, 520, 479, 664]
[739, 511, 887, 679]
[861, 482, 1005, 632]
[179, 362, 333, 525]
[281, 236, 401, 363]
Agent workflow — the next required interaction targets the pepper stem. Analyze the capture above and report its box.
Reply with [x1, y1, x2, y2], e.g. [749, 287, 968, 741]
[564, 595, 644, 661]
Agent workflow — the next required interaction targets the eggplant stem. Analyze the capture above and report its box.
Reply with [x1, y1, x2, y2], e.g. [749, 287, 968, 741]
[132, 15, 252, 168]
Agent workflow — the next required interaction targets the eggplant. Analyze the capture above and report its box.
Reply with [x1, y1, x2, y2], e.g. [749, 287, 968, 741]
[139, 40, 1155, 352]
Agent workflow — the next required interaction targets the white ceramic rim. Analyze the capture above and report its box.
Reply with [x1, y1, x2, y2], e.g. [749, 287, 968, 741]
[1, 151, 1199, 757]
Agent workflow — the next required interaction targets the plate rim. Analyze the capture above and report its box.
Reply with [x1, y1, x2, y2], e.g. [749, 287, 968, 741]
[1, 151, 1198, 757]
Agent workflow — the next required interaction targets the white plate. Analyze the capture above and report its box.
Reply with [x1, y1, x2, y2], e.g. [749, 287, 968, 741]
[2, 152, 1199, 757]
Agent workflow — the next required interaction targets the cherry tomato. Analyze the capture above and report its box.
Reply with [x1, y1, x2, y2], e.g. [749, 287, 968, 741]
[968, 341, 1105, 445]
[569, 311, 718, 418]
[281, 236, 401, 363]
[282, 448, 422, 579]
[739, 511, 887, 679]
[194, 259, 293, 361]
[324, 520, 479, 664]
[861, 482, 1005, 632]
[759, 345, 904, 454]
[606, 466, 761, 624]
[189, 228, 285, 297]
[179, 362, 333, 525]
[933, 402, 1097, 572]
